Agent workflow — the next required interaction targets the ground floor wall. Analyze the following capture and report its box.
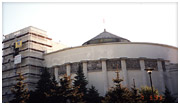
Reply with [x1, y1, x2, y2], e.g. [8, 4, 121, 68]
[52, 57, 178, 98]
[2, 65, 42, 103]
[2, 58, 177, 102]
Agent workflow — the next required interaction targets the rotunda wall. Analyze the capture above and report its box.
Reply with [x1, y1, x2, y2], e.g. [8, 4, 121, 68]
[44, 42, 177, 67]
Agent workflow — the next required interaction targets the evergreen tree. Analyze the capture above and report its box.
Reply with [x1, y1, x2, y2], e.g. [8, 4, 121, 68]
[86, 85, 102, 103]
[70, 83, 84, 102]
[26, 90, 38, 103]
[130, 79, 141, 102]
[10, 72, 29, 103]
[103, 84, 133, 102]
[73, 64, 88, 102]
[103, 70, 133, 103]
[163, 86, 176, 103]
[28, 68, 53, 102]
[57, 74, 74, 102]
[48, 75, 60, 102]
[52, 74, 83, 103]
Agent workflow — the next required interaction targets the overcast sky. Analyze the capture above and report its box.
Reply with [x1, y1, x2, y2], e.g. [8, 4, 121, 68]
[2, 2, 177, 47]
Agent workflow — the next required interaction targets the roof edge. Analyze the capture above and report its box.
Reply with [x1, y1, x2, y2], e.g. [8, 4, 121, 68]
[44, 42, 178, 56]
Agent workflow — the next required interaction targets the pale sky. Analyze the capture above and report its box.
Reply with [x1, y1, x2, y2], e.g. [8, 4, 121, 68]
[2, 2, 177, 47]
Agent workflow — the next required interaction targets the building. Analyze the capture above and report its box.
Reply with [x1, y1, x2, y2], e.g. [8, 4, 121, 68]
[2, 26, 178, 102]
[2, 26, 67, 102]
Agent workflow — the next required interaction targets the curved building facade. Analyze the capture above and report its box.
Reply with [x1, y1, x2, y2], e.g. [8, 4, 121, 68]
[44, 30, 178, 97]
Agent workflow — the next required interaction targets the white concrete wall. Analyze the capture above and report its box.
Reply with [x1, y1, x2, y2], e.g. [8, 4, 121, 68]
[44, 42, 177, 67]
[127, 70, 143, 89]
[150, 71, 162, 93]
[48, 41, 67, 53]
[168, 71, 178, 96]
[88, 72, 104, 96]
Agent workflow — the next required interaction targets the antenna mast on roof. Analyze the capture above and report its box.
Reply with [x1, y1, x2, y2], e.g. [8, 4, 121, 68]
[103, 18, 106, 32]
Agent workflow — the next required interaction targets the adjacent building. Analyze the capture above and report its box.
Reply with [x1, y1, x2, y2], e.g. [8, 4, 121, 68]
[2, 26, 66, 102]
